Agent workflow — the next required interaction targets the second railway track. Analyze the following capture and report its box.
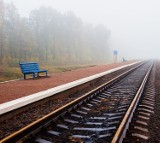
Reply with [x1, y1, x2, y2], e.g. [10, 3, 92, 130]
[0, 61, 154, 143]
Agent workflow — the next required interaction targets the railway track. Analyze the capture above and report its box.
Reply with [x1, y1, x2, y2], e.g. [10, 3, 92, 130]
[0, 61, 153, 143]
[123, 62, 155, 142]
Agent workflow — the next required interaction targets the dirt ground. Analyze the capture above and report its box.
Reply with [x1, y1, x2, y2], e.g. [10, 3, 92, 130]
[0, 61, 134, 104]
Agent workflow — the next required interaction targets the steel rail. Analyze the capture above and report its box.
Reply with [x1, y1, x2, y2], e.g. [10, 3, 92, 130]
[0, 62, 144, 143]
[111, 62, 153, 143]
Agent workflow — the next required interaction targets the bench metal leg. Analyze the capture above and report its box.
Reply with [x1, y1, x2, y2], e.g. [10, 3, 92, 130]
[33, 73, 36, 78]
[24, 74, 26, 79]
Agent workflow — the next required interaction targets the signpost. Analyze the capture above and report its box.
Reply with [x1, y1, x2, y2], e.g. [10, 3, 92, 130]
[113, 50, 118, 63]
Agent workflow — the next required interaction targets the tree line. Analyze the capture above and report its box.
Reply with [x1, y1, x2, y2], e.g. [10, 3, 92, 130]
[0, 1, 111, 67]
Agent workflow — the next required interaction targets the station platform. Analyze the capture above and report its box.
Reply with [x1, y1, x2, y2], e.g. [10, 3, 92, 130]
[0, 61, 139, 115]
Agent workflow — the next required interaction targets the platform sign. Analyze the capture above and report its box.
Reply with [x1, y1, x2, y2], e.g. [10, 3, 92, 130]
[113, 50, 118, 55]
[113, 50, 118, 63]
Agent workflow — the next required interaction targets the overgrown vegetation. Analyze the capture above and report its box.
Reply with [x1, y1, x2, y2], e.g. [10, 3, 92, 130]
[0, 1, 111, 66]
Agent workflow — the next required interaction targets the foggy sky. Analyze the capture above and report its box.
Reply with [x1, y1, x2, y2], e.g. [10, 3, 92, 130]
[5, 0, 160, 60]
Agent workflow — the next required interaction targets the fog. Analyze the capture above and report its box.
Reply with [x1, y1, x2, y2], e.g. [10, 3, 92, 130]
[5, 0, 160, 60]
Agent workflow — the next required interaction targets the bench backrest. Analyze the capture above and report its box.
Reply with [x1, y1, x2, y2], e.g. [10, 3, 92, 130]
[19, 62, 40, 74]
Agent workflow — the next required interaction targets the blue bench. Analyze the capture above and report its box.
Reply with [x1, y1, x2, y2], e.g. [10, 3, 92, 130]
[122, 57, 127, 62]
[19, 62, 48, 79]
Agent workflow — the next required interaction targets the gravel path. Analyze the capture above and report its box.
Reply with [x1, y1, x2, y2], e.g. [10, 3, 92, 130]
[0, 62, 134, 104]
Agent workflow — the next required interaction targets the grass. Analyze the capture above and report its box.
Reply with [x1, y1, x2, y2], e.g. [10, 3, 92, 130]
[0, 65, 96, 82]
[0, 67, 22, 82]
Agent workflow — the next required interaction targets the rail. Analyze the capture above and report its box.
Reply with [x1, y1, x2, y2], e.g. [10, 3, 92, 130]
[111, 62, 153, 143]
